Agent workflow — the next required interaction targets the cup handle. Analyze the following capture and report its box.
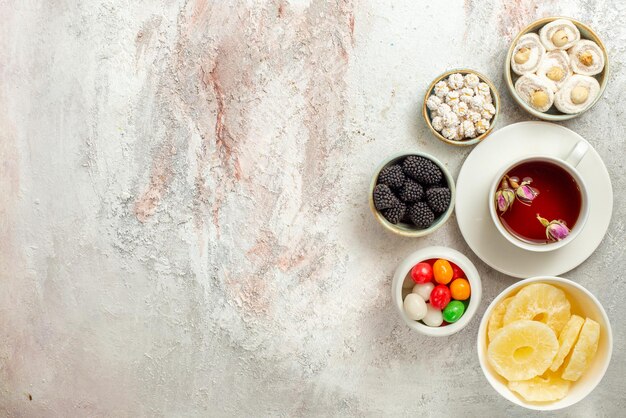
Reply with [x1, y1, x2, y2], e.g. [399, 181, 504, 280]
[565, 141, 588, 167]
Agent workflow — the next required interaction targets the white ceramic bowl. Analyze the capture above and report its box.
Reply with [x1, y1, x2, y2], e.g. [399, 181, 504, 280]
[477, 276, 613, 410]
[391, 246, 482, 336]
[505, 17, 609, 121]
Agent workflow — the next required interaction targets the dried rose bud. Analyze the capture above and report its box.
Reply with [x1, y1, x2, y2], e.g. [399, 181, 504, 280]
[537, 215, 570, 241]
[516, 181, 539, 205]
[496, 188, 515, 213]
[508, 176, 520, 189]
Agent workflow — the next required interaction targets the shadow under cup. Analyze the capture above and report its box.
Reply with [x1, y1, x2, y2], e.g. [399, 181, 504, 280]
[489, 144, 590, 252]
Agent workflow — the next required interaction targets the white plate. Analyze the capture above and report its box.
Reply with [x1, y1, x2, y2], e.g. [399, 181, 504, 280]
[455, 121, 613, 278]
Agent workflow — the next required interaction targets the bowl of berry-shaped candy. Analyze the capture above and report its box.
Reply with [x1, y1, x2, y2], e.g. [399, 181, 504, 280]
[391, 246, 482, 337]
[369, 152, 455, 237]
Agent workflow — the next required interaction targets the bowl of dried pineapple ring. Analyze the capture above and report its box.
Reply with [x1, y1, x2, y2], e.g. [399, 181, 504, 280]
[477, 277, 612, 410]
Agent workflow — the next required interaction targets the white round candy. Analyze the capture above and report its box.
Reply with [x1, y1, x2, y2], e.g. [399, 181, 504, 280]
[475, 82, 491, 96]
[447, 73, 464, 90]
[422, 303, 444, 327]
[434, 81, 449, 98]
[464, 73, 480, 88]
[467, 110, 481, 123]
[441, 127, 458, 140]
[481, 109, 493, 120]
[437, 103, 452, 115]
[445, 90, 460, 106]
[426, 95, 442, 111]
[483, 103, 496, 116]
[459, 87, 474, 103]
[431, 116, 444, 131]
[404, 293, 427, 321]
[475, 118, 490, 134]
[453, 101, 469, 117]
[460, 120, 476, 138]
[412, 282, 435, 302]
[469, 95, 485, 110]
[443, 112, 459, 128]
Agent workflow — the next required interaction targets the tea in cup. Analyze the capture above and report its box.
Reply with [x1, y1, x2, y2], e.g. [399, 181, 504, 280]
[489, 141, 589, 252]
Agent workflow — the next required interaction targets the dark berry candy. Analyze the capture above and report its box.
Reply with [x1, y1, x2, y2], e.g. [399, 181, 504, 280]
[377, 164, 406, 189]
[398, 179, 424, 203]
[426, 187, 451, 214]
[401, 209, 413, 225]
[407, 201, 435, 229]
[382, 202, 406, 224]
[402, 155, 443, 185]
[373, 184, 400, 210]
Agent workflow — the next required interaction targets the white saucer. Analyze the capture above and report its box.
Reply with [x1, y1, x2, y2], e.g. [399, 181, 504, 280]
[455, 121, 613, 278]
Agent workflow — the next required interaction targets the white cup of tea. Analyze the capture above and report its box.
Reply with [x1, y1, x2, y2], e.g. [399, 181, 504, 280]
[488, 141, 590, 252]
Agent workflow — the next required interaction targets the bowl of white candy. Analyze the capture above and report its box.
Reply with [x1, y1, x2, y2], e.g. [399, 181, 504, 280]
[423, 69, 500, 146]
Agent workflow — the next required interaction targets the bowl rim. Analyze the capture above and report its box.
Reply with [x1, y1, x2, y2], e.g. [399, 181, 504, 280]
[504, 16, 610, 121]
[369, 152, 456, 237]
[422, 68, 500, 147]
[391, 246, 483, 337]
[476, 276, 613, 410]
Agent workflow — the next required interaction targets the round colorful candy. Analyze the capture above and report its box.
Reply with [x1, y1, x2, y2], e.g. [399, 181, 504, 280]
[430, 284, 451, 310]
[403, 293, 427, 321]
[412, 282, 435, 302]
[450, 278, 471, 300]
[433, 259, 453, 284]
[411, 262, 433, 284]
[422, 303, 443, 327]
[451, 262, 465, 280]
[442, 300, 465, 323]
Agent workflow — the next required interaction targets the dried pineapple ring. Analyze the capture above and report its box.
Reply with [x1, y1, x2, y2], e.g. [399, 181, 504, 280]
[562, 318, 600, 381]
[487, 320, 558, 381]
[550, 315, 584, 372]
[488, 296, 514, 341]
[503, 283, 571, 336]
[508, 370, 570, 402]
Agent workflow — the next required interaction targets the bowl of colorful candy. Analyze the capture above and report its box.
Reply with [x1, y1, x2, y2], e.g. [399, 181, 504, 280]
[477, 276, 612, 410]
[391, 246, 482, 336]
[369, 152, 455, 237]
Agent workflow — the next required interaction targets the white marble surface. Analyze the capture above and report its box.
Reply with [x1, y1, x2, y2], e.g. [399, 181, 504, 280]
[1, 0, 625, 416]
